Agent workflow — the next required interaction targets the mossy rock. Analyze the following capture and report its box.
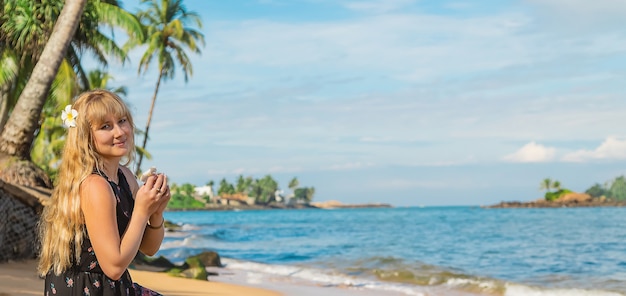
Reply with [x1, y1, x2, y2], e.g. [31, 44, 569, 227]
[164, 220, 181, 231]
[132, 253, 177, 272]
[180, 256, 208, 280]
[189, 251, 222, 267]
[165, 255, 209, 280]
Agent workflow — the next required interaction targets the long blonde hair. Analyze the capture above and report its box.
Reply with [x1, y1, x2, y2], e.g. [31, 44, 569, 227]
[38, 89, 135, 276]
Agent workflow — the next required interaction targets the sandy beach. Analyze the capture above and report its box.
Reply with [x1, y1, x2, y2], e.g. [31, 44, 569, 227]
[0, 260, 280, 296]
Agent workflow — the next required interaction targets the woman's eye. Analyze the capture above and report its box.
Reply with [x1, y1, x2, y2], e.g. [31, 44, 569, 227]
[119, 118, 127, 124]
[100, 124, 110, 130]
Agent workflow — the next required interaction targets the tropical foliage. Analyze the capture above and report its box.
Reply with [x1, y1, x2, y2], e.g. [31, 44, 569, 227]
[154, 174, 318, 210]
[585, 176, 626, 201]
[544, 188, 572, 202]
[0, 0, 88, 187]
[0, 0, 143, 186]
[168, 182, 204, 209]
[187, 175, 317, 208]
[294, 187, 316, 203]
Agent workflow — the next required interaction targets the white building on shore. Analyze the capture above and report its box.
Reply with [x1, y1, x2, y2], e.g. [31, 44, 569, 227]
[194, 185, 214, 200]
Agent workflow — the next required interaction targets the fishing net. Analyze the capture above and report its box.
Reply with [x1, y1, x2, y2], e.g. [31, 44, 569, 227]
[0, 190, 38, 261]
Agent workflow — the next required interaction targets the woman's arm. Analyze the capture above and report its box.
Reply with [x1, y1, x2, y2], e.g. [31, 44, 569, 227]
[81, 175, 153, 280]
[121, 166, 169, 256]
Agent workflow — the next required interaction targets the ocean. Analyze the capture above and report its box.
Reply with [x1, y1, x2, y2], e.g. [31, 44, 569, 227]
[159, 206, 626, 296]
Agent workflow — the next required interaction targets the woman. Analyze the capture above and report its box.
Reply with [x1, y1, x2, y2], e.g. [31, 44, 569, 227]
[38, 90, 170, 295]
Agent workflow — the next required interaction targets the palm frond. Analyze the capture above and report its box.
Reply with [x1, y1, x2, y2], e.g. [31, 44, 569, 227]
[0, 49, 18, 85]
[95, 2, 144, 41]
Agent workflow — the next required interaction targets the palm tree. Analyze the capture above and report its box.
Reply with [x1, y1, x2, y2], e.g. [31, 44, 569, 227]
[288, 177, 299, 200]
[288, 177, 299, 192]
[0, 0, 87, 187]
[552, 180, 561, 191]
[235, 175, 246, 194]
[132, 0, 205, 175]
[256, 175, 278, 205]
[217, 178, 232, 196]
[539, 178, 553, 193]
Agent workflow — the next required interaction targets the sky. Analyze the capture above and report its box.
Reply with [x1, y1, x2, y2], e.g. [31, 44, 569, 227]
[94, 0, 626, 206]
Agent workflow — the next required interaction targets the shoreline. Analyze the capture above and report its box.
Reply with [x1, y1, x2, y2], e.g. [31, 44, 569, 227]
[0, 259, 281, 296]
[0, 259, 401, 296]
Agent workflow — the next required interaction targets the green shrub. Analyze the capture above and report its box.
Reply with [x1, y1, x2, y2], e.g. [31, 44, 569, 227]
[545, 189, 572, 201]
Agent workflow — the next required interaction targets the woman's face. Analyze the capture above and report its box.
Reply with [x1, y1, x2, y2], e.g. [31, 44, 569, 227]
[91, 114, 132, 160]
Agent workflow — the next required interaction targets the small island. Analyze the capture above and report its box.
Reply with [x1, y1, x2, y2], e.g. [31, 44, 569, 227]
[485, 176, 626, 208]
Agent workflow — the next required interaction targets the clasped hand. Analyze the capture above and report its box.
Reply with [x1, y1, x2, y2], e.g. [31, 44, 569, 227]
[136, 173, 170, 217]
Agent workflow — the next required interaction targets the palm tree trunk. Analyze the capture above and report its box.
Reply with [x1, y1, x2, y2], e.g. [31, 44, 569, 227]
[0, 0, 87, 160]
[0, 84, 10, 132]
[135, 68, 164, 176]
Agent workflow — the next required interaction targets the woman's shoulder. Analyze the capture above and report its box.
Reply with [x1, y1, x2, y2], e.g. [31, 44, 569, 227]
[82, 174, 111, 191]
[80, 174, 114, 204]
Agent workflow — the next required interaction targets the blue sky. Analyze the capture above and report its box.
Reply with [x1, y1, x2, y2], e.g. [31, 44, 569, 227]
[97, 0, 626, 206]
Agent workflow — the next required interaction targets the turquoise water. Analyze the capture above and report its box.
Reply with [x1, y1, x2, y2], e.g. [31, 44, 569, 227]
[160, 207, 626, 295]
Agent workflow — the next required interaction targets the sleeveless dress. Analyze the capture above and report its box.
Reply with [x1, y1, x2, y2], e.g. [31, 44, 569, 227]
[44, 169, 161, 296]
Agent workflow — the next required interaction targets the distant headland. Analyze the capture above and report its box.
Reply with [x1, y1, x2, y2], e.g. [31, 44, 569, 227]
[485, 176, 626, 208]
[167, 175, 392, 211]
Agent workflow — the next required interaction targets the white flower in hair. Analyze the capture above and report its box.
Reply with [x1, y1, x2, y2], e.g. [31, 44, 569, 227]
[61, 104, 78, 128]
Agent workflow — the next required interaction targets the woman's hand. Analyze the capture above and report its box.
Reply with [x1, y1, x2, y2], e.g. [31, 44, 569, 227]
[152, 174, 171, 216]
[135, 174, 168, 217]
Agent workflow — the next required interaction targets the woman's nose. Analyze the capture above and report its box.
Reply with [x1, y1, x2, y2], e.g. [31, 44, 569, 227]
[112, 123, 125, 137]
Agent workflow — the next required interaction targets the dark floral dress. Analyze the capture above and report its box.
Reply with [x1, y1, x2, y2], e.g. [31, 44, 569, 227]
[44, 169, 161, 296]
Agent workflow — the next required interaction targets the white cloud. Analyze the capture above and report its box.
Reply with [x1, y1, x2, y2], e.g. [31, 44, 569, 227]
[562, 137, 626, 162]
[503, 141, 556, 163]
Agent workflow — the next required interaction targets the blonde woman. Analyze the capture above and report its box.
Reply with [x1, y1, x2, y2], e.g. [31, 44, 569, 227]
[38, 90, 170, 295]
